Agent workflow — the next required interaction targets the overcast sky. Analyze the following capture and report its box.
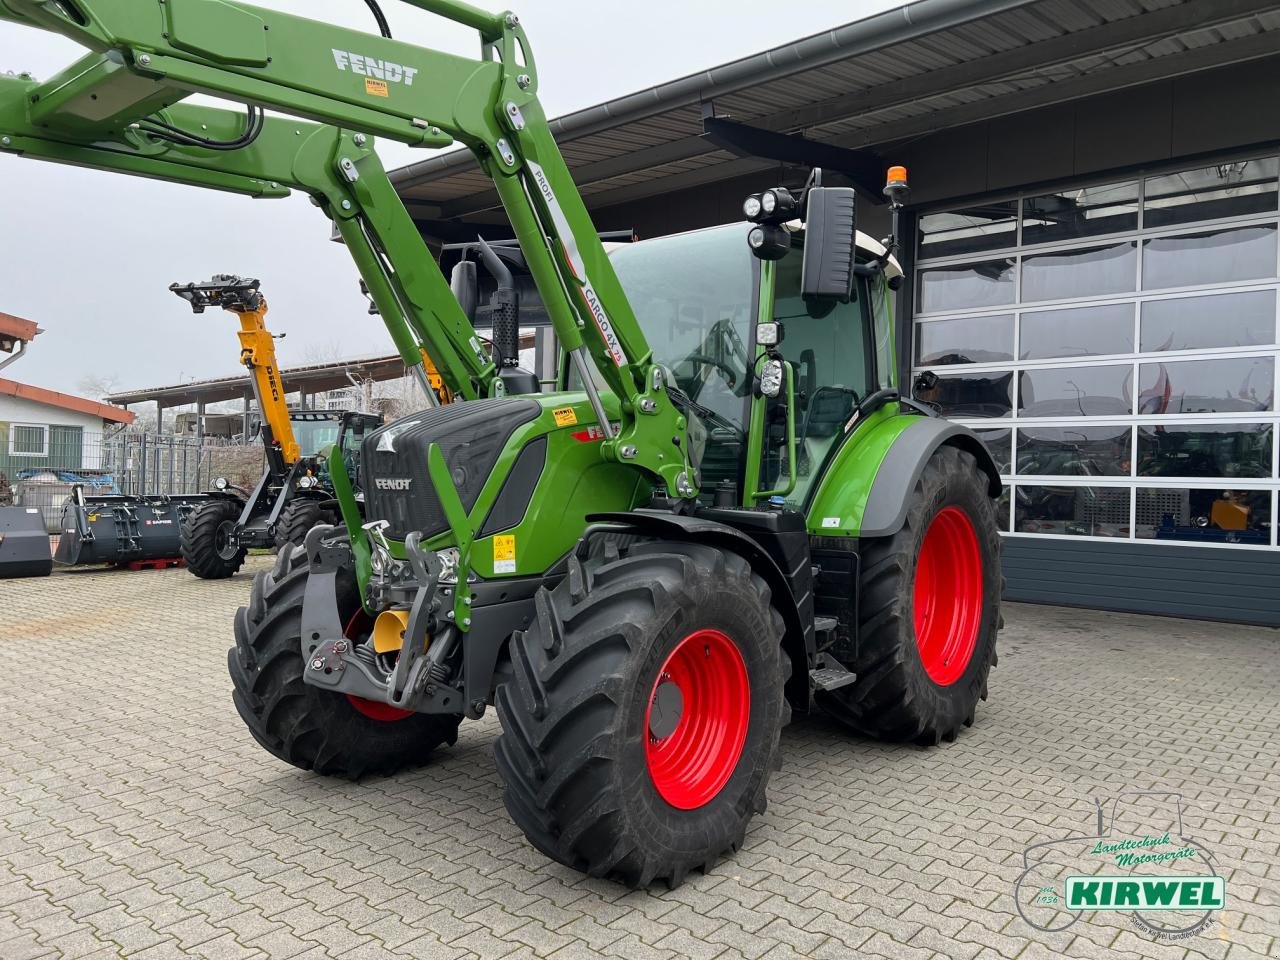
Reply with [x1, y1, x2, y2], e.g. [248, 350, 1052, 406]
[1, 0, 901, 397]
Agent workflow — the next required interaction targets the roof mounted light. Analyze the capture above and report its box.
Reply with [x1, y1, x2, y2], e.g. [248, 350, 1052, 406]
[745, 183, 801, 258]
[760, 187, 796, 220]
[747, 223, 791, 261]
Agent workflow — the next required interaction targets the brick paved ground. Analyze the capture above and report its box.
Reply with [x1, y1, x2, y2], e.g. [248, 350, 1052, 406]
[2, 558, 1277, 960]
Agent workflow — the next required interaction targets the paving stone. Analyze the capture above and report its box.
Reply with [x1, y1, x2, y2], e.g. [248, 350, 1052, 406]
[3, 564, 1277, 960]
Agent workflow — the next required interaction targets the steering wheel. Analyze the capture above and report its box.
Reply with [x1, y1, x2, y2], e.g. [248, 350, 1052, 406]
[680, 353, 738, 390]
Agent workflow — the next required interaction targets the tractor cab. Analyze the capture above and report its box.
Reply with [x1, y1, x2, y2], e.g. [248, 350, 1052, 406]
[288, 410, 345, 458]
[600, 216, 902, 512]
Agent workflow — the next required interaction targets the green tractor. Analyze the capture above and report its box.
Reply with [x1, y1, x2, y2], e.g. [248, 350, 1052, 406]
[1, 0, 1001, 886]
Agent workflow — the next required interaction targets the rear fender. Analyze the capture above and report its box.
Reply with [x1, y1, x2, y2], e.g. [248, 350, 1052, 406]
[809, 410, 1001, 538]
[860, 419, 1001, 538]
[586, 510, 813, 711]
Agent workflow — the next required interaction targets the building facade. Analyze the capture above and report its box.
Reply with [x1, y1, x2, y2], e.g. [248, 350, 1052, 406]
[393, 1, 1280, 624]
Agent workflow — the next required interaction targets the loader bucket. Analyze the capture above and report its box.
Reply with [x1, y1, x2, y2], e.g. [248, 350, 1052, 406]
[54, 490, 209, 567]
[0, 506, 53, 578]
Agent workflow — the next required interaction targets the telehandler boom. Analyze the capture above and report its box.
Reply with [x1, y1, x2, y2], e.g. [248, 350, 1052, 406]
[2, 0, 1004, 887]
[168, 274, 383, 576]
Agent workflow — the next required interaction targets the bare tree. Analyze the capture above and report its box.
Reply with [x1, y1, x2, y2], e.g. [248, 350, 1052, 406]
[76, 372, 121, 400]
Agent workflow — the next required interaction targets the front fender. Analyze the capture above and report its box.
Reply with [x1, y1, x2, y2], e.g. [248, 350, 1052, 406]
[808, 406, 1001, 538]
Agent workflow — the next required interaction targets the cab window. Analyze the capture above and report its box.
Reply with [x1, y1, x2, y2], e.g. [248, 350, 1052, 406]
[760, 250, 875, 504]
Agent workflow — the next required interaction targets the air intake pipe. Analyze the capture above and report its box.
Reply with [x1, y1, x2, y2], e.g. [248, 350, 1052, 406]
[476, 237, 518, 368]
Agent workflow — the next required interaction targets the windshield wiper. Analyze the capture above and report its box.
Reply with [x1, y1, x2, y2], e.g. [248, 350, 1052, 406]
[667, 385, 741, 437]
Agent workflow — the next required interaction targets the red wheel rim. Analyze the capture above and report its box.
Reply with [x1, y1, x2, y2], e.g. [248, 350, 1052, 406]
[341, 611, 414, 722]
[644, 628, 750, 810]
[913, 505, 982, 686]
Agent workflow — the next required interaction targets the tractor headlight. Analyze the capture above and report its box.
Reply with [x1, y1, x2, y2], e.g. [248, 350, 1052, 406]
[758, 358, 784, 398]
[742, 194, 763, 221]
[213, 476, 228, 490]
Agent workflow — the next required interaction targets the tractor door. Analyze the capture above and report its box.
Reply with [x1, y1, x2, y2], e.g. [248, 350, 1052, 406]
[752, 249, 877, 506]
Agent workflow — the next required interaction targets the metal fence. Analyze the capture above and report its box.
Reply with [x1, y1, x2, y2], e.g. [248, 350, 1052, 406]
[1, 429, 265, 533]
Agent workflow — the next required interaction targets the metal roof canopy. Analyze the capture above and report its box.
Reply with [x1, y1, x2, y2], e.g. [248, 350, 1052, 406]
[106, 331, 539, 408]
[392, 0, 1280, 231]
[106, 353, 415, 408]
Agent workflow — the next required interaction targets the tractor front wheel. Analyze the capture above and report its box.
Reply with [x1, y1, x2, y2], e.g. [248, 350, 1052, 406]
[181, 498, 247, 579]
[273, 498, 326, 553]
[494, 540, 789, 888]
[820, 444, 1001, 745]
[228, 543, 460, 778]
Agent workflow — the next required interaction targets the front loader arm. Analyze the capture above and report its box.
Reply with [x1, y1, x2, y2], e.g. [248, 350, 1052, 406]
[0, 70, 492, 402]
[0, 0, 697, 496]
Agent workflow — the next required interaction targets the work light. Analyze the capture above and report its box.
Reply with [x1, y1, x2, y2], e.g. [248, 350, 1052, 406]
[755, 322, 781, 347]
[747, 223, 791, 260]
[213, 476, 229, 490]
[742, 194, 763, 221]
[760, 187, 796, 219]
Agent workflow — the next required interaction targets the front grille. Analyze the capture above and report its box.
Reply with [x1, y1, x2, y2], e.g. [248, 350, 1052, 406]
[362, 397, 541, 541]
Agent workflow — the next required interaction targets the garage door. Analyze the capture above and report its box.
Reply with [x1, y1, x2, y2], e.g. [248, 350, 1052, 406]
[910, 154, 1279, 623]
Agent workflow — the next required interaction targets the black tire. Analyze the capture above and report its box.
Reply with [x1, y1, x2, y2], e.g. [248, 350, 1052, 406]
[228, 543, 460, 779]
[819, 444, 1000, 745]
[181, 498, 247, 579]
[494, 540, 789, 888]
[273, 498, 326, 553]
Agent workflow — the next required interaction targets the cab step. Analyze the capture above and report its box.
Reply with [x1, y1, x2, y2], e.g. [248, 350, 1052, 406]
[808, 646, 857, 694]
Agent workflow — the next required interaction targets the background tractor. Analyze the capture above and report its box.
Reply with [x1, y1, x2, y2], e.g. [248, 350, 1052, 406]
[2, 0, 1002, 887]
[170, 275, 383, 577]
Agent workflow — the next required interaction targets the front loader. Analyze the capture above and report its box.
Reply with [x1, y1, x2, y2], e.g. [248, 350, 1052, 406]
[2, 0, 1003, 886]
[168, 274, 382, 577]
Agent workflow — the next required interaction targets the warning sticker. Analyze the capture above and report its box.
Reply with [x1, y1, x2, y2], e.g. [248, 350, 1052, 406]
[365, 77, 389, 97]
[493, 534, 516, 574]
[821, 517, 841, 528]
[552, 406, 578, 427]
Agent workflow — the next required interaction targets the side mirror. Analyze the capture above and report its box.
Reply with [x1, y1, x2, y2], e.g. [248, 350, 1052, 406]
[800, 185, 857, 303]
[449, 259, 479, 323]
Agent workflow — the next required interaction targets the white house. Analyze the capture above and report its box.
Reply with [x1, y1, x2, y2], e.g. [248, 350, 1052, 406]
[0, 377, 135, 477]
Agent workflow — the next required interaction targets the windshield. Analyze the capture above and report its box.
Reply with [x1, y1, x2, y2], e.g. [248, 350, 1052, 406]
[291, 418, 342, 457]
[610, 223, 756, 431]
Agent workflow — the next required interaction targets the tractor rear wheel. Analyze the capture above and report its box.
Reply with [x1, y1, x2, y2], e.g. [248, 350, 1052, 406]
[819, 444, 1000, 745]
[181, 498, 247, 579]
[228, 543, 460, 778]
[274, 498, 325, 553]
[494, 540, 789, 888]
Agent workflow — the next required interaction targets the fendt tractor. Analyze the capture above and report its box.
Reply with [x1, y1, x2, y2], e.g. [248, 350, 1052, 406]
[1, 0, 1002, 885]
[168, 274, 382, 578]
